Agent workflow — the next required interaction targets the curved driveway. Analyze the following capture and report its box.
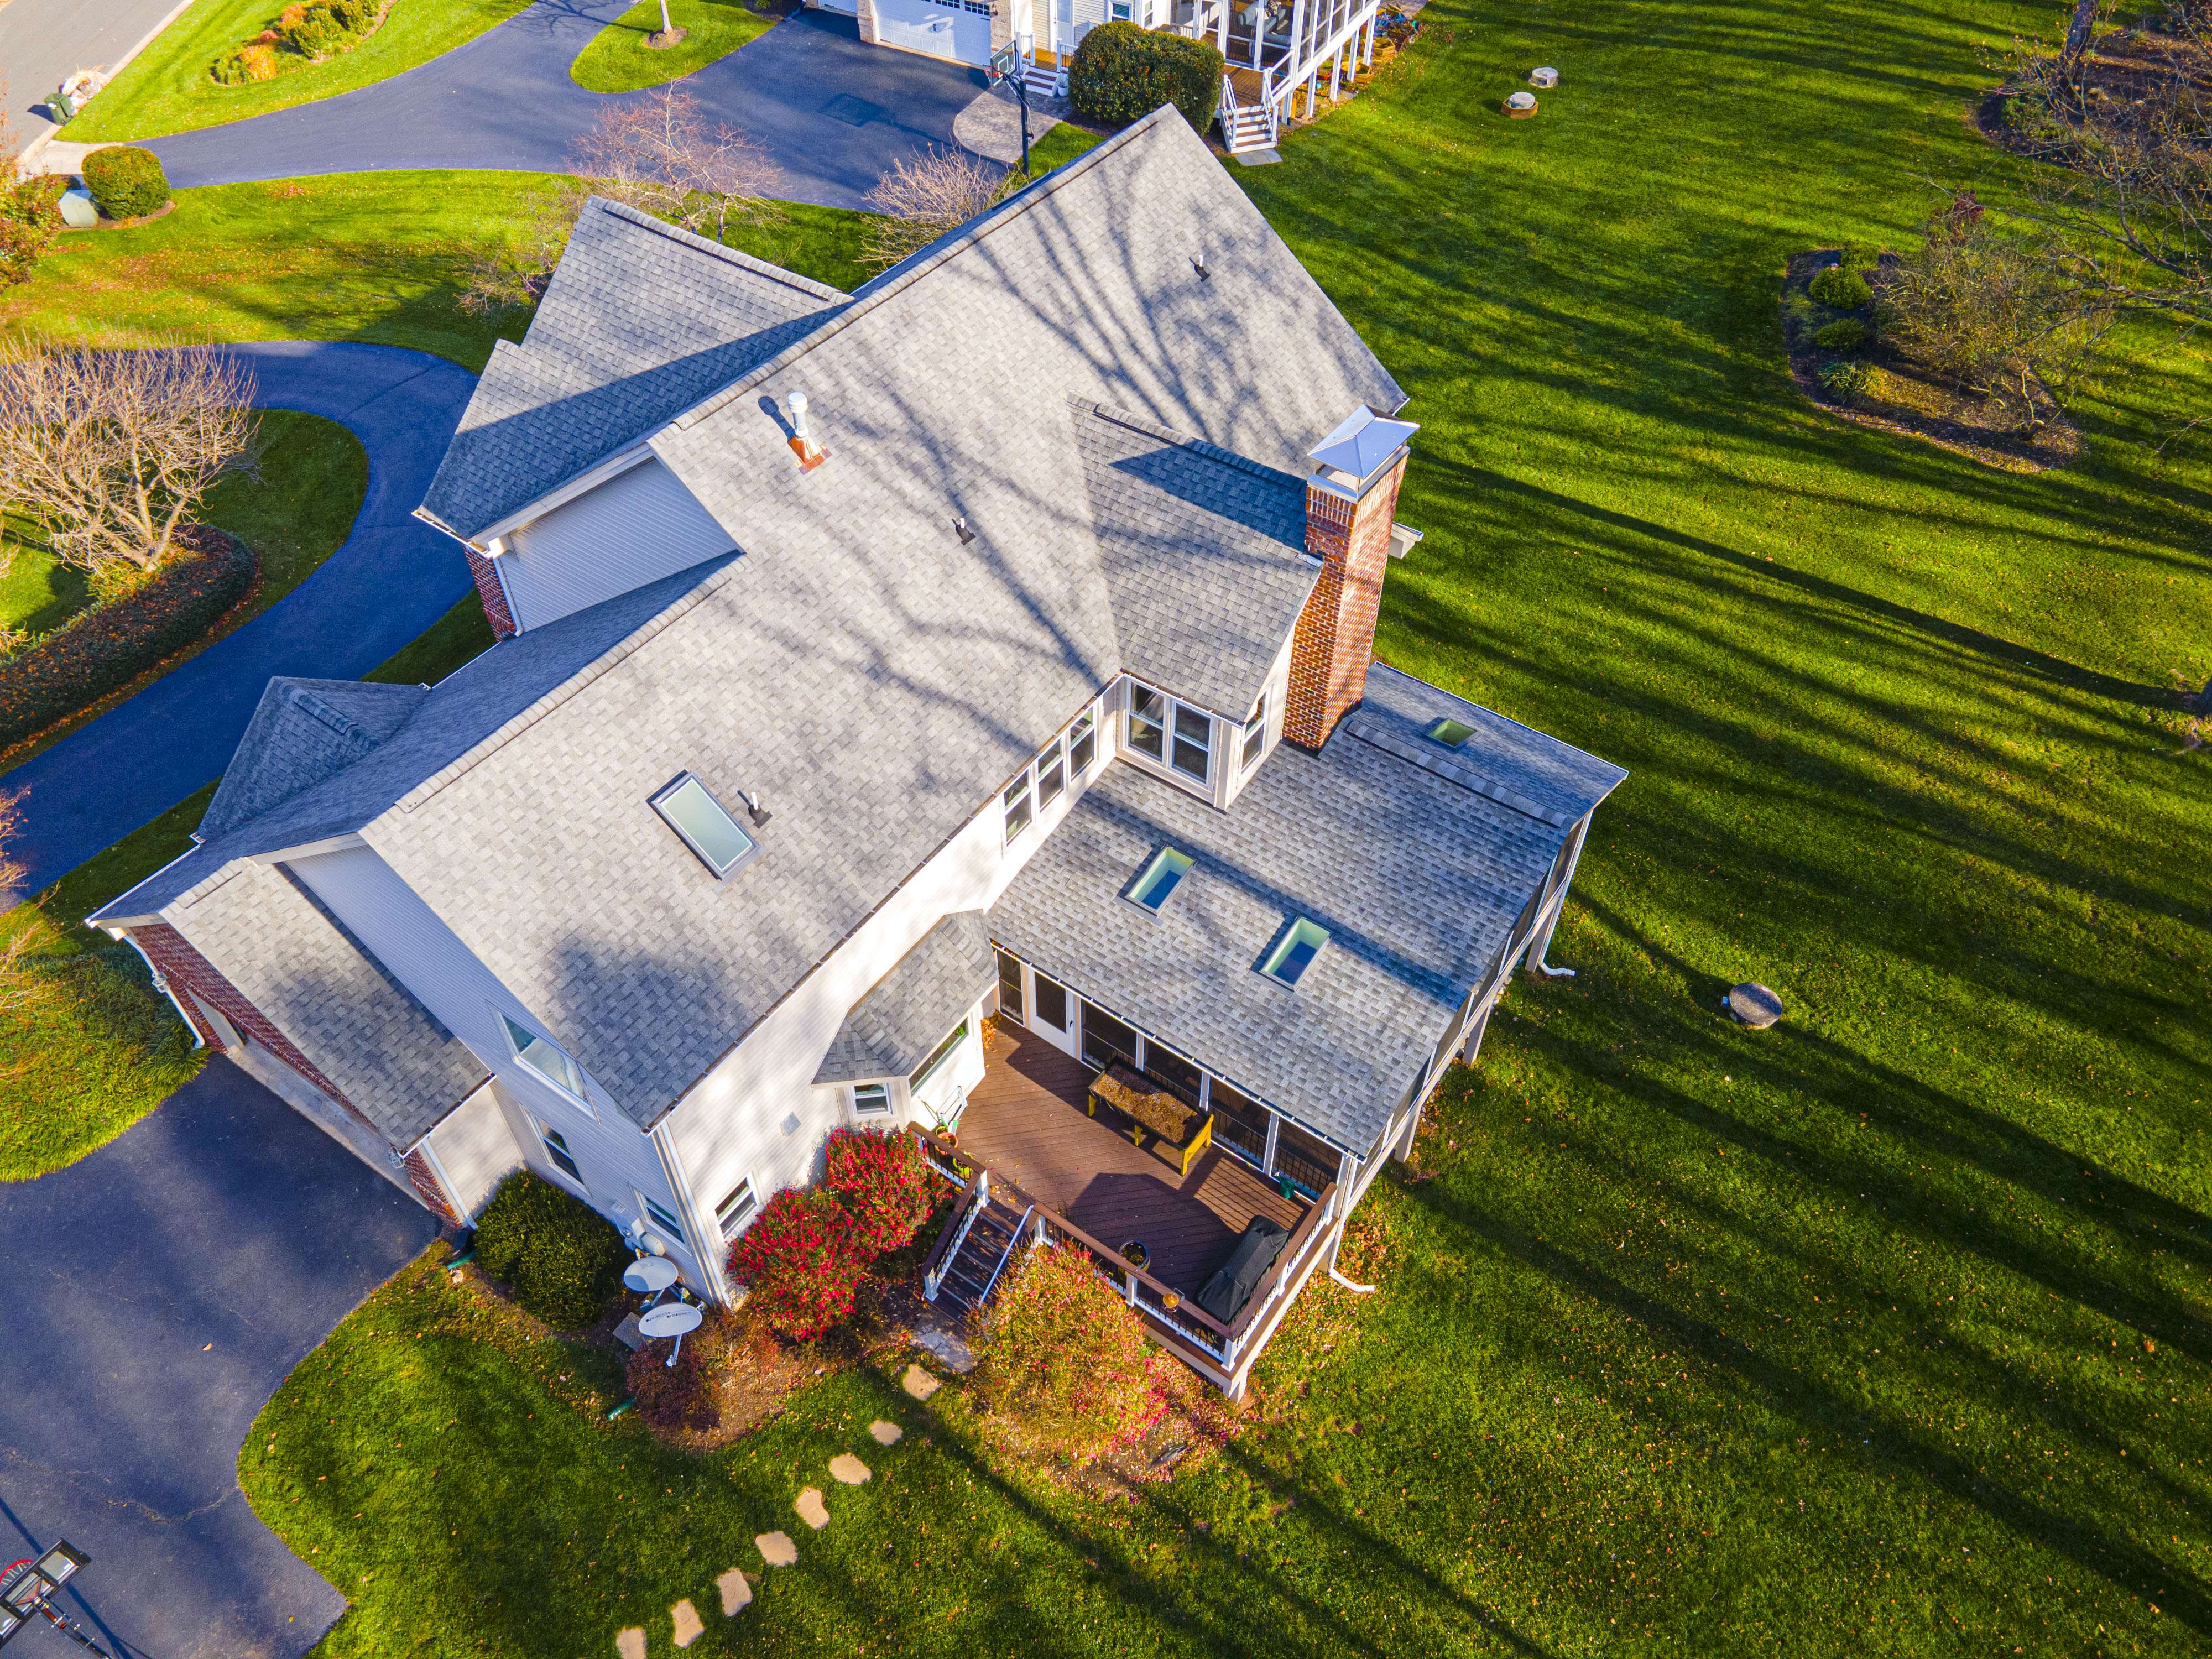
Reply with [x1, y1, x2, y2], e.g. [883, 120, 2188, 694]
[147, 2, 989, 210]
[0, 1060, 439, 1659]
[0, 342, 478, 905]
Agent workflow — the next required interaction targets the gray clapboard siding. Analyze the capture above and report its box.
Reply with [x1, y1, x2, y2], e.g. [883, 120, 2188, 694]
[500, 458, 738, 633]
[425, 1081, 526, 1218]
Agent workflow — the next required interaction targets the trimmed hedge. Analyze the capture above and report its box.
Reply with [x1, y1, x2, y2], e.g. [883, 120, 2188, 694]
[0, 528, 255, 751]
[1812, 316, 1869, 353]
[1069, 22, 1224, 134]
[81, 146, 170, 221]
[1808, 263, 1872, 310]
[470, 1169, 631, 1328]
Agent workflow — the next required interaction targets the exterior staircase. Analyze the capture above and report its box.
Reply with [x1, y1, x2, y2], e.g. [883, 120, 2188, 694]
[1024, 59, 1067, 101]
[924, 1185, 1033, 1317]
[1218, 75, 1279, 155]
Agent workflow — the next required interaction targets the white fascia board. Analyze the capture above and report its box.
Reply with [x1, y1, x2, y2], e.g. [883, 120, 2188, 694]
[244, 832, 368, 865]
[475, 442, 659, 550]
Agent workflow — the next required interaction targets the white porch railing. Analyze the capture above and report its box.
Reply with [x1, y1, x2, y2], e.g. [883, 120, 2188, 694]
[1209, 0, 1384, 154]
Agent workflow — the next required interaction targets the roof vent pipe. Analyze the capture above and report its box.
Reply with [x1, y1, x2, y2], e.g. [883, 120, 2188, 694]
[786, 391, 825, 472]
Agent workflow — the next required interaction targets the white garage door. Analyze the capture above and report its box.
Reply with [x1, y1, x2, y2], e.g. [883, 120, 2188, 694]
[873, 0, 995, 65]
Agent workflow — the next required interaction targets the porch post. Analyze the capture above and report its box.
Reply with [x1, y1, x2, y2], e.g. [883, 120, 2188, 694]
[1361, 12, 1373, 66]
[1285, 0, 1306, 109]
[1527, 813, 1593, 970]
[1262, 1112, 1281, 1177]
[1216, 0, 1229, 57]
[1250, 0, 1264, 68]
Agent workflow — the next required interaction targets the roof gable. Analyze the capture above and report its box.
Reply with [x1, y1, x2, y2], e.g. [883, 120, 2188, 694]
[199, 679, 429, 841]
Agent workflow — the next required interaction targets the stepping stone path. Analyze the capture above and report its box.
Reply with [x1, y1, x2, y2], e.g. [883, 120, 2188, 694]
[756, 1530, 799, 1567]
[870, 1418, 904, 1446]
[718, 1568, 754, 1614]
[671, 1599, 704, 1648]
[795, 1486, 831, 1529]
[828, 1453, 872, 1485]
[615, 1630, 646, 1659]
[901, 1364, 941, 1401]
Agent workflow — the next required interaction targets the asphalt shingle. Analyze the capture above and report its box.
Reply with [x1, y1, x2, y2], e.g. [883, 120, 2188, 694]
[813, 910, 993, 1084]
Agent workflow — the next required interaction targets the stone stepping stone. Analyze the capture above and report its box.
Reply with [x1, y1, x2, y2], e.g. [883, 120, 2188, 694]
[795, 1486, 831, 1529]
[828, 1453, 872, 1485]
[718, 1567, 753, 1615]
[901, 1364, 941, 1401]
[869, 1418, 904, 1446]
[615, 1630, 646, 1659]
[1725, 983, 1785, 1028]
[671, 1599, 704, 1648]
[755, 1530, 798, 1567]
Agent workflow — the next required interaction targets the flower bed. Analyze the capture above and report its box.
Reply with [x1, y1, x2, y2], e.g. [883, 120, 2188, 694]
[213, 0, 393, 85]
[0, 528, 256, 752]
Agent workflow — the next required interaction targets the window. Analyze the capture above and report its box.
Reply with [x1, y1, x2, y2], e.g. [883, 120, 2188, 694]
[539, 1124, 583, 1185]
[1261, 917, 1331, 987]
[1079, 1001, 1137, 1073]
[911, 1020, 969, 1091]
[1274, 1120, 1338, 1195]
[1036, 737, 1067, 808]
[1128, 684, 1167, 761]
[1069, 710, 1097, 774]
[1241, 693, 1269, 771]
[641, 1194, 686, 1245]
[503, 1012, 590, 1101]
[1172, 704, 1212, 780]
[1129, 847, 1192, 912]
[854, 1082, 893, 1117]
[1425, 717, 1476, 748]
[1003, 774, 1033, 841]
[996, 948, 1025, 1021]
[651, 772, 759, 877]
[716, 1178, 758, 1239]
[1108, 0, 1131, 16]
[1033, 973, 1069, 1032]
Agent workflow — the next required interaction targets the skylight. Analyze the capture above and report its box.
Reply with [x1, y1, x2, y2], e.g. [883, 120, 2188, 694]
[651, 773, 758, 878]
[1129, 848, 1192, 912]
[1261, 918, 1331, 987]
[1425, 717, 1476, 748]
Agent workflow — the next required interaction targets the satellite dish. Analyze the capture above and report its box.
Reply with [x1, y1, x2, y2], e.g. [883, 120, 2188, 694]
[623, 1256, 679, 1294]
[637, 1302, 702, 1339]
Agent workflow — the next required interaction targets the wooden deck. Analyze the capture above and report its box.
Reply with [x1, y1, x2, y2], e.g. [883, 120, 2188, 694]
[956, 1022, 1307, 1301]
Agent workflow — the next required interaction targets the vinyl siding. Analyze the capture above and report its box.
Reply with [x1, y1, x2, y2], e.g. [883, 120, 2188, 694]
[499, 458, 738, 634]
[424, 1080, 526, 1218]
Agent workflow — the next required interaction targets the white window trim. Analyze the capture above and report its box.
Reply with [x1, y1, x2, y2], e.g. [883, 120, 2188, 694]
[1240, 691, 1269, 772]
[650, 770, 761, 880]
[1068, 706, 1100, 777]
[500, 1010, 598, 1117]
[1122, 679, 1218, 792]
[716, 1175, 760, 1241]
[853, 1082, 894, 1119]
[637, 1190, 688, 1246]
[536, 1120, 589, 1193]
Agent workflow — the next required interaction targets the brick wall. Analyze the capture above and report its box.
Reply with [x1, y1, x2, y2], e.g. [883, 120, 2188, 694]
[400, 1149, 461, 1224]
[1282, 453, 1406, 749]
[857, 0, 880, 44]
[463, 545, 518, 640]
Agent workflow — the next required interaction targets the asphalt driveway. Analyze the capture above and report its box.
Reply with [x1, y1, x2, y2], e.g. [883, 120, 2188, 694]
[147, 3, 989, 210]
[0, 342, 477, 905]
[0, 1060, 439, 1659]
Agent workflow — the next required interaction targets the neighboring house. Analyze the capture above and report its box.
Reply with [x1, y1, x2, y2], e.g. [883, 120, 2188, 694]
[89, 109, 1621, 1397]
[815, 0, 1375, 156]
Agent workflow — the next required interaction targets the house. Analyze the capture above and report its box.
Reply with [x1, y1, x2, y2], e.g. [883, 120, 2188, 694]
[815, 0, 1378, 156]
[88, 109, 1622, 1397]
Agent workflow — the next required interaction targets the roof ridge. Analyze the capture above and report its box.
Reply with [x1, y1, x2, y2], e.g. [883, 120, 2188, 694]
[662, 108, 1180, 440]
[1071, 396, 1306, 490]
[586, 196, 851, 302]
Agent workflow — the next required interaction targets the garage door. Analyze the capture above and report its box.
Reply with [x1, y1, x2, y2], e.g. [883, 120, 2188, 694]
[873, 0, 995, 65]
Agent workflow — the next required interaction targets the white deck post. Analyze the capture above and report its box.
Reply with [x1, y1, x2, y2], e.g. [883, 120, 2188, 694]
[1250, 0, 1264, 69]
[1526, 813, 1592, 968]
[1361, 12, 1373, 66]
[1285, 0, 1306, 113]
[1216, 0, 1229, 56]
[1261, 1112, 1281, 1177]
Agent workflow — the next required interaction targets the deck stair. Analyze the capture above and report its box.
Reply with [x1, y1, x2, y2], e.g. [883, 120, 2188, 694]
[926, 1188, 1033, 1317]
[1024, 59, 1067, 100]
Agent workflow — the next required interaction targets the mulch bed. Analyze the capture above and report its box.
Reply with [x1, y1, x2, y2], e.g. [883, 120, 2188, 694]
[1780, 250, 2082, 474]
[61, 200, 178, 233]
[1974, 25, 2209, 156]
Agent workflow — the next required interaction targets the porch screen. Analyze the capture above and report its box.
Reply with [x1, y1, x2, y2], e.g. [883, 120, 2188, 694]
[995, 950, 1024, 1021]
[1145, 1045, 1202, 1107]
[1208, 1077, 1269, 1164]
[1080, 1001, 1138, 1073]
[1274, 1120, 1339, 1196]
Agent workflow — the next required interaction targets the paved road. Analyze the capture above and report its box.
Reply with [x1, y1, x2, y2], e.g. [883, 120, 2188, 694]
[146, 2, 989, 210]
[0, 0, 181, 144]
[0, 1060, 439, 1659]
[0, 342, 478, 906]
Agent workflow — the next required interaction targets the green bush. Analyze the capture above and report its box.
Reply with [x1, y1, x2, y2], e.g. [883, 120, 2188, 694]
[973, 1243, 1160, 1458]
[1817, 357, 1874, 403]
[1813, 316, 1869, 352]
[0, 178, 62, 288]
[1808, 263, 1872, 309]
[0, 528, 255, 749]
[1068, 22, 1224, 133]
[471, 1170, 630, 1328]
[80, 146, 170, 221]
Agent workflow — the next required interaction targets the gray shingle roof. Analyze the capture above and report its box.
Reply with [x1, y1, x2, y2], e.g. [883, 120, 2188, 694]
[421, 199, 847, 541]
[174, 858, 487, 1148]
[1076, 400, 1316, 718]
[199, 679, 429, 841]
[813, 910, 992, 1085]
[986, 675, 1619, 1156]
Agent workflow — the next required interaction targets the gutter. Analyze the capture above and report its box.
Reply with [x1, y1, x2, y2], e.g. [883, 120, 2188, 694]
[123, 931, 204, 1051]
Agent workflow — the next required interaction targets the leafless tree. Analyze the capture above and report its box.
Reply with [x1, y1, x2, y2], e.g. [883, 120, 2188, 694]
[0, 789, 39, 1012]
[0, 340, 258, 576]
[860, 147, 1011, 271]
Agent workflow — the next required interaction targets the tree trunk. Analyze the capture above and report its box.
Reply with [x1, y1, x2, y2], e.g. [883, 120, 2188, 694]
[660, 0, 674, 32]
[2060, 0, 2100, 74]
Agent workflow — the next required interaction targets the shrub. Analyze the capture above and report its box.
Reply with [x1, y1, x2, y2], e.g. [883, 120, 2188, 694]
[471, 1169, 631, 1328]
[0, 178, 61, 289]
[1807, 263, 1872, 309]
[0, 528, 254, 750]
[624, 1307, 745, 1432]
[727, 1188, 872, 1339]
[1069, 22, 1224, 133]
[973, 1243, 1159, 1458]
[822, 1126, 932, 1254]
[80, 147, 170, 221]
[1817, 357, 1873, 403]
[1812, 316, 1868, 352]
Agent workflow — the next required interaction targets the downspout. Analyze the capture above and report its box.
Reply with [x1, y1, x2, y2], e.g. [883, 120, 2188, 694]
[124, 931, 205, 1051]
[1531, 816, 1592, 978]
[650, 1120, 729, 1306]
[1326, 1150, 1375, 1292]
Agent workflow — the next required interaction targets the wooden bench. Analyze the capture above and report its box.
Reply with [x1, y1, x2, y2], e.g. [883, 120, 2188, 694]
[1088, 1060, 1214, 1177]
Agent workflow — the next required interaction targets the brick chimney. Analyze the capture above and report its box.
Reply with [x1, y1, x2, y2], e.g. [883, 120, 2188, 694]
[1282, 406, 1418, 750]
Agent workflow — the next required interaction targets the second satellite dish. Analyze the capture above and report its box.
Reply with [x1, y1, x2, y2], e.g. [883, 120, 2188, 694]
[637, 1302, 702, 1339]
[623, 1256, 680, 1295]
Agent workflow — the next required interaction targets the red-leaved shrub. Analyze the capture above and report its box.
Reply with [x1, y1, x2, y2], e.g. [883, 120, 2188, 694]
[973, 1243, 1159, 1457]
[822, 1125, 932, 1254]
[727, 1188, 872, 1339]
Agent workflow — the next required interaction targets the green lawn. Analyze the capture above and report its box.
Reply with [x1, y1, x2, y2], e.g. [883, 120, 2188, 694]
[569, 0, 778, 93]
[241, 0, 2212, 1651]
[62, 0, 536, 142]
